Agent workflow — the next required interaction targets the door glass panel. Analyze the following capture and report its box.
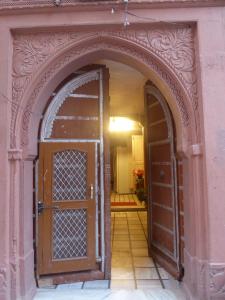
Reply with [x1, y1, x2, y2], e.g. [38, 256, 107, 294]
[53, 150, 87, 201]
[53, 209, 87, 259]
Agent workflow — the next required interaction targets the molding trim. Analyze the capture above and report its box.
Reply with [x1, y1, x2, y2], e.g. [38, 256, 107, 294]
[0, 0, 224, 12]
[209, 264, 225, 299]
[8, 148, 23, 160]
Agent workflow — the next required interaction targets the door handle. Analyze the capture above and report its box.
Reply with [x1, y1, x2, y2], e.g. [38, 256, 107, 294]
[90, 184, 94, 200]
[38, 201, 59, 214]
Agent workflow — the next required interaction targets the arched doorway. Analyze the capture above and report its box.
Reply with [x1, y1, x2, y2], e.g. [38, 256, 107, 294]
[12, 29, 204, 299]
[35, 62, 184, 287]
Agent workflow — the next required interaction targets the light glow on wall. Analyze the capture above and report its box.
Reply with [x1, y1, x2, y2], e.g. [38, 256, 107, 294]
[109, 117, 135, 132]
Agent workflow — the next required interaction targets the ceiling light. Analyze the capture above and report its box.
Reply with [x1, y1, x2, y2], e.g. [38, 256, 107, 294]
[109, 117, 135, 132]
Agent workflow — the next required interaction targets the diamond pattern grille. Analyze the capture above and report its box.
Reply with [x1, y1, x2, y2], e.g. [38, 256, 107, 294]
[53, 209, 87, 259]
[53, 150, 87, 201]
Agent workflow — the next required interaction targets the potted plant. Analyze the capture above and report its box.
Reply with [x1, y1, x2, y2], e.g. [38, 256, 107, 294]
[133, 169, 147, 206]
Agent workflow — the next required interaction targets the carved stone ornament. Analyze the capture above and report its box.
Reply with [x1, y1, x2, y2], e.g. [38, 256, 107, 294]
[8, 149, 23, 160]
[12, 26, 197, 147]
[209, 265, 225, 298]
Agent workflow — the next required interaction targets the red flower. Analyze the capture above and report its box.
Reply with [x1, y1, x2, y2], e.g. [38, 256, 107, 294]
[133, 169, 144, 178]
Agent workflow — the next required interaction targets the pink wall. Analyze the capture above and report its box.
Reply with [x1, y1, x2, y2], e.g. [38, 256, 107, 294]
[0, 2, 225, 299]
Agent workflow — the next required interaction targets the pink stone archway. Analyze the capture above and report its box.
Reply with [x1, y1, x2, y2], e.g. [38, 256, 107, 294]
[9, 25, 208, 299]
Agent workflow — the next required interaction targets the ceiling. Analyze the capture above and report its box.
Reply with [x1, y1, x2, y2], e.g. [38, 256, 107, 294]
[96, 59, 147, 118]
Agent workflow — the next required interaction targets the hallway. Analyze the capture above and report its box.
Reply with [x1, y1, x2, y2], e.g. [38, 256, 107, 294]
[34, 211, 186, 300]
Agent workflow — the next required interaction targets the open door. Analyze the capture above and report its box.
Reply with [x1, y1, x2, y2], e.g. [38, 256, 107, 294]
[38, 142, 96, 274]
[37, 66, 110, 278]
[144, 82, 183, 279]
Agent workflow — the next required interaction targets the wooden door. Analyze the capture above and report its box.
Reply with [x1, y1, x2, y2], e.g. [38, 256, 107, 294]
[38, 142, 96, 275]
[145, 83, 182, 279]
[36, 66, 110, 277]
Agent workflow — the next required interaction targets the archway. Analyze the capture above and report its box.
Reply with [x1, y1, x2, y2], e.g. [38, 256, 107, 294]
[10, 29, 205, 299]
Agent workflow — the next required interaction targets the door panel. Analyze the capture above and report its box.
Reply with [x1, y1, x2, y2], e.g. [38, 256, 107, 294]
[38, 142, 96, 275]
[145, 84, 182, 279]
[37, 66, 110, 280]
[49, 73, 100, 140]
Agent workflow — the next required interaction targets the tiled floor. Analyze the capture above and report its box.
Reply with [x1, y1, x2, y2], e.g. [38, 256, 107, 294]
[34, 211, 186, 300]
[111, 211, 165, 289]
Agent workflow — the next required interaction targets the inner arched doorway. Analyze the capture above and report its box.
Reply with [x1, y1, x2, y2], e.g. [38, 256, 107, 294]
[35, 61, 184, 285]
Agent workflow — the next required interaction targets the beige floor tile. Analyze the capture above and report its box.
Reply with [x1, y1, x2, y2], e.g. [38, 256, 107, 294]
[135, 267, 159, 280]
[128, 224, 143, 230]
[115, 212, 127, 217]
[130, 229, 145, 235]
[132, 248, 149, 257]
[131, 240, 148, 249]
[112, 256, 133, 267]
[114, 218, 127, 223]
[133, 257, 155, 267]
[158, 268, 170, 279]
[136, 279, 162, 289]
[140, 220, 147, 224]
[114, 224, 127, 230]
[126, 212, 138, 217]
[111, 279, 136, 289]
[113, 241, 130, 250]
[114, 229, 129, 235]
[127, 219, 140, 224]
[130, 234, 146, 241]
[113, 234, 129, 241]
[111, 267, 134, 279]
[112, 250, 132, 257]
[138, 212, 147, 217]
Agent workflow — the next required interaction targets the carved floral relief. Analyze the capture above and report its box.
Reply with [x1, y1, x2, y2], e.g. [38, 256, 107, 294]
[12, 26, 197, 147]
[210, 266, 225, 298]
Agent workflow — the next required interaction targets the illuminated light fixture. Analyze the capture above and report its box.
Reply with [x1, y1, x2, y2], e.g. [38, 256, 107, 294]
[109, 117, 135, 132]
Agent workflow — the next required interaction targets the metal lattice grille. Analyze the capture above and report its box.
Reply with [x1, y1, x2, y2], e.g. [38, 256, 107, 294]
[53, 209, 87, 259]
[53, 150, 87, 201]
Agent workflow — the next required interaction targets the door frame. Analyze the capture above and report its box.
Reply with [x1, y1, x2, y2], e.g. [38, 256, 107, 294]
[9, 26, 207, 300]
